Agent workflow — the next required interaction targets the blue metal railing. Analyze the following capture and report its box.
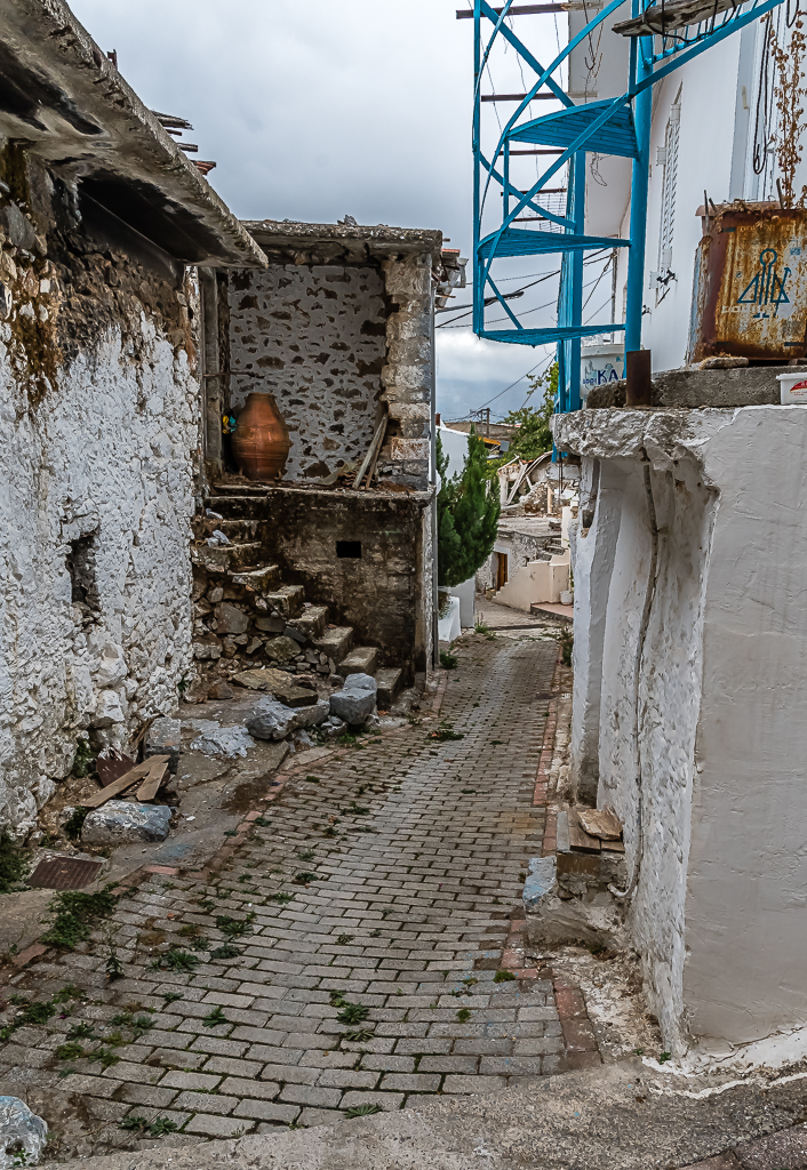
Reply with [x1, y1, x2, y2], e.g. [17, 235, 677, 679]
[472, 0, 786, 412]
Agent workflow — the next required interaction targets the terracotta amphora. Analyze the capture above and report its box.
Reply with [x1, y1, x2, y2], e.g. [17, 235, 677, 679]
[232, 392, 291, 481]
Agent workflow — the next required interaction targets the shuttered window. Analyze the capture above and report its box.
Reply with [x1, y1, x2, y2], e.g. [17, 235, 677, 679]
[658, 99, 681, 273]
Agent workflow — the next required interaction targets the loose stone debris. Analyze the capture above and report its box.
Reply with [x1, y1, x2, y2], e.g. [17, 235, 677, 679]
[0, 1097, 47, 1169]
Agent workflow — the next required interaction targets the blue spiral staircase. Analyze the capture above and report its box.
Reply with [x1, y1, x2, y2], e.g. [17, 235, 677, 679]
[470, 0, 786, 411]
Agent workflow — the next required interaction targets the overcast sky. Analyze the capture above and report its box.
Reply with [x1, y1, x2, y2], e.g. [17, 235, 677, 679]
[69, 0, 556, 418]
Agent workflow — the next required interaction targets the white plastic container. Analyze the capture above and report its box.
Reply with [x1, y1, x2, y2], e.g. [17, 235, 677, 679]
[777, 372, 807, 404]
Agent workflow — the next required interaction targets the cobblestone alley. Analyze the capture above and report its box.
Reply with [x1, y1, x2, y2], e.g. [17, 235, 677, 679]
[0, 630, 568, 1159]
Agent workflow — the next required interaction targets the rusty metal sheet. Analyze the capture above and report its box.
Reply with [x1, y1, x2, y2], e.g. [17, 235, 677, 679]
[689, 205, 807, 363]
[28, 855, 102, 890]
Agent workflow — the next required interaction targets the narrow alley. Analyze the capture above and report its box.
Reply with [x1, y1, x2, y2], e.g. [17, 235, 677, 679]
[0, 631, 568, 1158]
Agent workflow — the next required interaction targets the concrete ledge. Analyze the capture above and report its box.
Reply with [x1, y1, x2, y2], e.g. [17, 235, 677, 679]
[586, 364, 806, 409]
[53, 1060, 807, 1170]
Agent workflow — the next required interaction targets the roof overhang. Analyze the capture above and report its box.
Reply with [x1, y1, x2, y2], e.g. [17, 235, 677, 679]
[0, 0, 266, 268]
[243, 219, 444, 263]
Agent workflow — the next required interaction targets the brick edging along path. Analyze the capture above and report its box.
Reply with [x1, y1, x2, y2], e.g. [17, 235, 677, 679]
[0, 632, 599, 1159]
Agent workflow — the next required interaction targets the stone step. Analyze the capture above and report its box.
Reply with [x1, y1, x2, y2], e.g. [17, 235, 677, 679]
[211, 482, 273, 496]
[192, 540, 264, 572]
[287, 603, 329, 640]
[206, 494, 271, 519]
[265, 584, 305, 619]
[314, 625, 354, 663]
[229, 563, 281, 592]
[341, 645, 379, 676]
[375, 666, 403, 708]
[194, 515, 265, 542]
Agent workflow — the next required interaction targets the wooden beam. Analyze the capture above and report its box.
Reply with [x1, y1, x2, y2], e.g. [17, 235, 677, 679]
[457, 4, 566, 17]
[481, 92, 557, 102]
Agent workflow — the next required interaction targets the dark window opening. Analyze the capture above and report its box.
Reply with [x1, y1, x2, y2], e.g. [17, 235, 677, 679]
[67, 533, 100, 615]
[336, 541, 362, 559]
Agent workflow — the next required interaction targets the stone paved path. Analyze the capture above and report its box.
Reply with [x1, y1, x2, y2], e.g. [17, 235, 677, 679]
[0, 632, 561, 1157]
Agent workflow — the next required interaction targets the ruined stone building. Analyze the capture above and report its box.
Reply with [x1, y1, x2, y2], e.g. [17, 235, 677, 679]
[0, 0, 454, 834]
[193, 221, 458, 693]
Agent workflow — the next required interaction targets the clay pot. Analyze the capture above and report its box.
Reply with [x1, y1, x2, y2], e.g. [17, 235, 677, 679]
[232, 392, 291, 482]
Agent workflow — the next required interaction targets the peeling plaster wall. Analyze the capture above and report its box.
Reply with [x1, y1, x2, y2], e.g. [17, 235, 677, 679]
[0, 147, 198, 834]
[227, 264, 386, 483]
[556, 405, 807, 1051]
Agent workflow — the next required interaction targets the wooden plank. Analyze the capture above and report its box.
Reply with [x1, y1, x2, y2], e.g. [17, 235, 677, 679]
[568, 810, 601, 853]
[602, 839, 626, 854]
[81, 755, 168, 809]
[577, 807, 623, 841]
[353, 417, 387, 489]
[363, 417, 388, 488]
[457, 4, 566, 16]
[135, 756, 170, 802]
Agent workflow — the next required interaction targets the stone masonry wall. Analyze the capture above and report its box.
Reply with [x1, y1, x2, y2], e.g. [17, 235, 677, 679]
[258, 487, 430, 679]
[226, 263, 386, 483]
[0, 142, 199, 834]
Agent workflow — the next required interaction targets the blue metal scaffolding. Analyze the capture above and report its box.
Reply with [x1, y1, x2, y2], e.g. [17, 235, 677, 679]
[471, 0, 786, 412]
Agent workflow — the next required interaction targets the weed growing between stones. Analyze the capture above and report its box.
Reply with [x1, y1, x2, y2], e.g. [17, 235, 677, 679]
[120, 1116, 178, 1137]
[210, 943, 242, 960]
[440, 650, 458, 670]
[151, 948, 200, 973]
[428, 721, 464, 743]
[474, 621, 496, 640]
[202, 1006, 228, 1028]
[0, 830, 28, 893]
[297, 848, 316, 862]
[341, 1027, 374, 1043]
[42, 887, 118, 950]
[494, 969, 516, 983]
[456, 1007, 472, 1022]
[557, 626, 573, 666]
[293, 872, 318, 886]
[62, 807, 89, 842]
[344, 1104, 381, 1118]
[215, 912, 254, 938]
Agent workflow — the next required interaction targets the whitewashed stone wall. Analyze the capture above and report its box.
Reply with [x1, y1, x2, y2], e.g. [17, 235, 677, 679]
[556, 405, 807, 1052]
[0, 214, 199, 834]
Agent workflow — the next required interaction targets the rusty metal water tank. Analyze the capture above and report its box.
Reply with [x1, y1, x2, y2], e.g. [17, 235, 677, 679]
[688, 204, 807, 363]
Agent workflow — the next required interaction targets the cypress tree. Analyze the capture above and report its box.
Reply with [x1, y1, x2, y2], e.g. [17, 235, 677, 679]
[436, 428, 500, 588]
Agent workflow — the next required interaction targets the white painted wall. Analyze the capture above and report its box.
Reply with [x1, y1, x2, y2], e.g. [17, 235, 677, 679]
[556, 405, 807, 1052]
[437, 423, 470, 481]
[495, 554, 570, 611]
[0, 313, 198, 835]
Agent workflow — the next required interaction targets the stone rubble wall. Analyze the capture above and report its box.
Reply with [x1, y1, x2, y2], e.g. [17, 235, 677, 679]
[226, 263, 387, 483]
[0, 143, 199, 835]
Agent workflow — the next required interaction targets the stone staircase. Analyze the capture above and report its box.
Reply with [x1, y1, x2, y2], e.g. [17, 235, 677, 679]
[191, 489, 403, 707]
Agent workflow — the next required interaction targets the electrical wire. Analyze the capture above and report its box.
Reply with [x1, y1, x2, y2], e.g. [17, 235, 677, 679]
[436, 249, 615, 328]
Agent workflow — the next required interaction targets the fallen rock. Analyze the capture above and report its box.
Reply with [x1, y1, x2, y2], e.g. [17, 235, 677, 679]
[207, 680, 234, 700]
[215, 602, 250, 635]
[293, 700, 330, 730]
[329, 672, 377, 727]
[247, 698, 330, 741]
[0, 1096, 47, 1168]
[232, 667, 317, 707]
[246, 698, 297, 740]
[264, 636, 300, 665]
[145, 716, 181, 773]
[190, 725, 255, 759]
[81, 801, 172, 846]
